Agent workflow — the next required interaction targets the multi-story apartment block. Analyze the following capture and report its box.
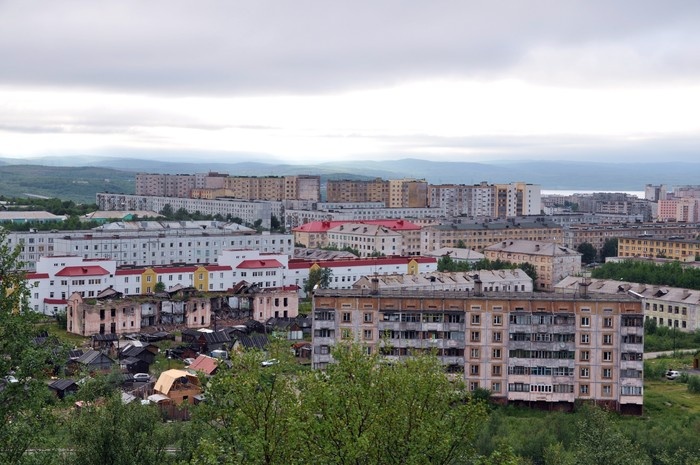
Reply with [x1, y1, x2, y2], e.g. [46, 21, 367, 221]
[284, 206, 446, 229]
[555, 276, 700, 332]
[326, 178, 390, 204]
[66, 289, 212, 336]
[421, 218, 563, 253]
[617, 237, 700, 261]
[311, 288, 644, 414]
[387, 179, 429, 208]
[428, 182, 541, 219]
[561, 222, 700, 253]
[657, 198, 700, 222]
[286, 256, 437, 297]
[135, 173, 198, 198]
[4, 221, 293, 270]
[96, 193, 280, 229]
[293, 219, 422, 255]
[352, 269, 533, 293]
[483, 240, 581, 291]
[644, 184, 668, 202]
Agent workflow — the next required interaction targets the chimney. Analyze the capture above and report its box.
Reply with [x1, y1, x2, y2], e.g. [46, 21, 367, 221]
[370, 277, 380, 295]
[473, 274, 483, 296]
[535, 244, 540, 252]
[578, 278, 590, 299]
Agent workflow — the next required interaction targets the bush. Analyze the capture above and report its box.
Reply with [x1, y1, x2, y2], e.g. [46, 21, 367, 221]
[688, 375, 700, 394]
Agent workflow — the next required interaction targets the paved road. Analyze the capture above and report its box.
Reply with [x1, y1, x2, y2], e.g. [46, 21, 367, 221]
[644, 349, 698, 360]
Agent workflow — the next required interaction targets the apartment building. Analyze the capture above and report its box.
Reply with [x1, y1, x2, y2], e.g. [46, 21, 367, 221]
[617, 237, 700, 261]
[421, 218, 563, 253]
[135, 173, 199, 198]
[96, 193, 281, 228]
[387, 179, 429, 208]
[561, 222, 700, 252]
[555, 276, 700, 332]
[66, 290, 211, 336]
[352, 269, 533, 293]
[286, 256, 437, 297]
[657, 198, 700, 222]
[326, 178, 391, 204]
[4, 221, 292, 270]
[483, 240, 581, 291]
[311, 288, 644, 414]
[293, 219, 422, 255]
[284, 206, 446, 229]
[428, 182, 541, 219]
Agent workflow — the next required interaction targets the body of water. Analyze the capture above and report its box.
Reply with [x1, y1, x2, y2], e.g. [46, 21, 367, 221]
[542, 190, 644, 198]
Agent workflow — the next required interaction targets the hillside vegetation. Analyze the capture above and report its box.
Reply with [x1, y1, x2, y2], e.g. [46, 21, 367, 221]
[0, 165, 134, 203]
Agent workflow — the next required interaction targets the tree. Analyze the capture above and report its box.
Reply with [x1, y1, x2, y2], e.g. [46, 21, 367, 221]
[518, 262, 538, 284]
[0, 230, 62, 464]
[298, 344, 489, 465]
[67, 394, 177, 465]
[159, 203, 174, 218]
[154, 281, 166, 293]
[577, 242, 597, 264]
[600, 238, 618, 261]
[304, 267, 332, 294]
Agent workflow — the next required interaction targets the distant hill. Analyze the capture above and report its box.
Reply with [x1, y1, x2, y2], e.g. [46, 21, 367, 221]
[1, 156, 699, 201]
[0, 165, 134, 203]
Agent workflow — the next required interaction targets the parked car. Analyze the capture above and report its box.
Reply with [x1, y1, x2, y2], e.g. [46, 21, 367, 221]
[183, 358, 195, 366]
[133, 373, 151, 382]
[666, 370, 680, 380]
[261, 359, 279, 367]
[3, 375, 18, 384]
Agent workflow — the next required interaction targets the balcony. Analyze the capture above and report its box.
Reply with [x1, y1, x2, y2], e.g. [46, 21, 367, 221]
[313, 320, 336, 330]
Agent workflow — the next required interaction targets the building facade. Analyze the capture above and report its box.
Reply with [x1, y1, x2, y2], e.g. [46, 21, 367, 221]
[617, 237, 700, 261]
[311, 288, 644, 414]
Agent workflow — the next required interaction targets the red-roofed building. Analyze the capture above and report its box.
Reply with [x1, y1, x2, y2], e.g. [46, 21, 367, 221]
[293, 219, 421, 252]
[187, 354, 219, 376]
[55, 265, 110, 277]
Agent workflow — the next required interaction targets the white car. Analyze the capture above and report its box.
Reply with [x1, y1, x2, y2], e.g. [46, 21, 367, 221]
[666, 370, 680, 380]
[3, 375, 18, 384]
[133, 373, 151, 382]
[261, 359, 279, 367]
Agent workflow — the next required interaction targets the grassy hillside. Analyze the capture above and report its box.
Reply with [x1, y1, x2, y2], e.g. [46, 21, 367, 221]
[0, 165, 135, 203]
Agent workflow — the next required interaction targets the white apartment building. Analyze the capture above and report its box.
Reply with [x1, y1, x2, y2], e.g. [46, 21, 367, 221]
[326, 223, 403, 257]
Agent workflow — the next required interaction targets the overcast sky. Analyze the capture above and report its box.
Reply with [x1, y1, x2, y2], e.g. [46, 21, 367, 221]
[1, 1, 700, 164]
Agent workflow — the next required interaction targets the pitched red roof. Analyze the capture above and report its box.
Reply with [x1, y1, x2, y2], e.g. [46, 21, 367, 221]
[188, 354, 218, 375]
[26, 273, 49, 279]
[293, 219, 420, 233]
[115, 269, 144, 276]
[237, 259, 283, 269]
[55, 266, 110, 277]
[44, 298, 67, 304]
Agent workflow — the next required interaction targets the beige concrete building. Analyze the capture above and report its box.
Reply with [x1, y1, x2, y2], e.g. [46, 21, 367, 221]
[352, 269, 533, 293]
[312, 288, 644, 414]
[484, 240, 581, 291]
[387, 179, 429, 208]
[326, 178, 390, 204]
[618, 237, 700, 261]
[555, 276, 700, 332]
[421, 219, 563, 254]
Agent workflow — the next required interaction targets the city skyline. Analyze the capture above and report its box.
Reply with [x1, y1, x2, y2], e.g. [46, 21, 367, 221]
[1, 1, 699, 164]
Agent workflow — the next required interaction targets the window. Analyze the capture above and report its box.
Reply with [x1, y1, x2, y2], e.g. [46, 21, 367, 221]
[580, 316, 590, 327]
[602, 385, 612, 397]
[492, 348, 502, 359]
[580, 367, 589, 378]
[603, 317, 613, 328]
[492, 331, 502, 342]
[580, 333, 590, 344]
[342, 312, 351, 322]
[363, 329, 372, 340]
[341, 328, 352, 339]
[470, 364, 479, 375]
[493, 315, 502, 325]
[580, 350, 590, 361]
[491, 382, 501, 393]
[603, 334, 613, 345]
[363, 312, 372, 323]
[470, 331, 480, 342]
[492, 365, 502, 376]
[471, 314, 481, 325]
[603, 351, 612, 362]
[579, 384, 589, 395]
[602, 368, 612, 379]
[470, 348, 480, 359]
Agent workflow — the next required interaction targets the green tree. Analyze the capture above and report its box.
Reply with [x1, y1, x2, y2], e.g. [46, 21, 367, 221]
[304, 267, 332, 294]
[67, 394, 177, 465]
[600, 238, 618, 261]
[518, 262, 538, 284]
[154, 281, 166, 292]
[571, 405, 651, 465]
[576, 242, 597, 264]
[188, 342, 301, 465]
[159, 203, 174, 218]
[438, 254, 457, 272]
[299, 344, 489, 465]
[0, 230, 62, 464]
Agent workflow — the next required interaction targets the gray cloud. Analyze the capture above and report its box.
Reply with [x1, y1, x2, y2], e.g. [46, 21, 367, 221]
[2, 1, 700, 95]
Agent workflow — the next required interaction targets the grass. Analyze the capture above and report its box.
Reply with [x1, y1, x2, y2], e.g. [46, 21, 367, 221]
[37, 321, 90, 347]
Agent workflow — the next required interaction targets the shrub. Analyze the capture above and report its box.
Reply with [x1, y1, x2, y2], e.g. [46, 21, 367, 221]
[687, 375, 700, 394]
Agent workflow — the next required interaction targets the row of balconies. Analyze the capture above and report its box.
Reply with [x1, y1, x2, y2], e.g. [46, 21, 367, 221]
[377, 322, 465, 332]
